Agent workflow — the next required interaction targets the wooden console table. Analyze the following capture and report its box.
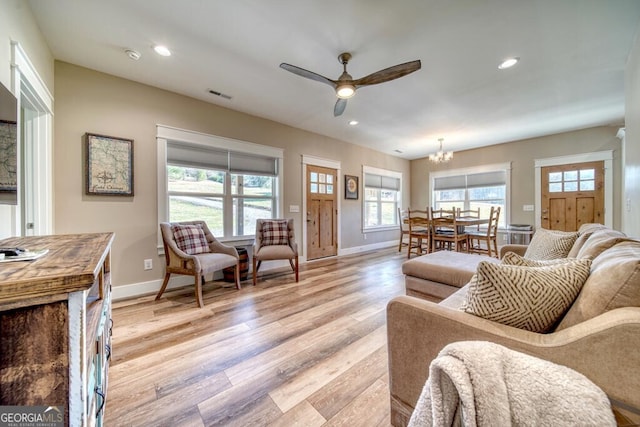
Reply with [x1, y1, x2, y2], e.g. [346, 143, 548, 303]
[0, 233, 114, 427]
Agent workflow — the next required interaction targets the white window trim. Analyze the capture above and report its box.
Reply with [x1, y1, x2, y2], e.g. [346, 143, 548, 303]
[429, 162, 512, 227]
[157, 125, 284, 253]
[362, 165, 403, 233]
[534, 150, 613, 229]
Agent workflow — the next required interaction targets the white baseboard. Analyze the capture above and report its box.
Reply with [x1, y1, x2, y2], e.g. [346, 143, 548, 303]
[338, 239, 397, 256]
[113, 240, 397, 301]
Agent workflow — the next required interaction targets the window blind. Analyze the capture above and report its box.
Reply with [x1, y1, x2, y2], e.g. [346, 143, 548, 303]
[167, 142, 278, 176]
[466, 171, 506, 188]
[364, 173, 400, 191]
[434, 171, 506, 190]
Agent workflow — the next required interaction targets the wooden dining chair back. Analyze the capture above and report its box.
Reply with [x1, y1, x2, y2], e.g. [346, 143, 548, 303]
[398, 208, 410, 252]
[431, 208, 468, 253]
[156, 221, 240, 308]
[457, 207, 481, 232]
[406, 208, 431, 258]
[468, 206, 501, 258]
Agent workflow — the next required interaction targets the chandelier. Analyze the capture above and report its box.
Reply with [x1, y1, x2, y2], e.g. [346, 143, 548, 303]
[429, 138, 453, 163]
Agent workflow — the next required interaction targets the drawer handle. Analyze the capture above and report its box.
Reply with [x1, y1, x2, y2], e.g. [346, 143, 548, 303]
[109, 318, 113, 337]
[105, 344, 111, 361]
[95, 387, 106, 417]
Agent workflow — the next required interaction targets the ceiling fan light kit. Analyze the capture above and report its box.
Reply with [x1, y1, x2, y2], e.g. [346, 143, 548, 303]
[280, 52, 421, 116]
[336, 84, 355, 99]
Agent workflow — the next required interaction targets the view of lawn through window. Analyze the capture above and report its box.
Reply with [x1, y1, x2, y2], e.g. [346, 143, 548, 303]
[168, 165, 275, 237]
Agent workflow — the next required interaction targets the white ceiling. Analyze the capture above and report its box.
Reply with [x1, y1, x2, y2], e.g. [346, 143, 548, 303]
[27, 0, 640, 160]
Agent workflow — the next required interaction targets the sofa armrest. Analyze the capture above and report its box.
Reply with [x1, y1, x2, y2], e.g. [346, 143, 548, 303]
[499, 244, 528, 258]
[386, 296, 640, 426]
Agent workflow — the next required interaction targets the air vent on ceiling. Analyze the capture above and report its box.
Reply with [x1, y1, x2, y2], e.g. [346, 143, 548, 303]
[394, 149, 403, 154]
[208, 89, 232, 100]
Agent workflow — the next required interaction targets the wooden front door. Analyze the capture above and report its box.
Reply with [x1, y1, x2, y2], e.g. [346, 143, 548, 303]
[306, 165, 338, 260]
[541, 161, 604, 231]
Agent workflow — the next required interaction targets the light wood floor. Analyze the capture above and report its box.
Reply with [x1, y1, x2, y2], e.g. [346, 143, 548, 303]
[106, 247, 407, 426]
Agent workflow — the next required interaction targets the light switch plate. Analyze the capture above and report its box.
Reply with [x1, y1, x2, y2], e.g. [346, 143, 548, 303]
[523, 204, 534, 211]
[289, 205, 300, 213]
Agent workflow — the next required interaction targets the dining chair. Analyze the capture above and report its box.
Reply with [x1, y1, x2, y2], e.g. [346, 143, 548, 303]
[407, 208, 431, 258]
[468, 206, 501, 258]
[430, 208, 468, 253]
[156, 221, 240, 308]
[398, 208, 410, 252]
[253, 218, 299, 285]
[456, 207, 481, 232]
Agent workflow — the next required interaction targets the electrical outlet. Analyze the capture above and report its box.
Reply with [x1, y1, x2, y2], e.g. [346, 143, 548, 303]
[144, 259, 153, 270]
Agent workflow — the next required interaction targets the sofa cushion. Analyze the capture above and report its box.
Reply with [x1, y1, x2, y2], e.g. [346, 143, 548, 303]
[172, 223, 209, 255]
[460, 259, 592, 332]
[502, 252, 576, 267]
[524, 228, 578, 260]
[557, 240, 640, 330]
[567, 223, 608, 258]
[575, 228, 631, 260]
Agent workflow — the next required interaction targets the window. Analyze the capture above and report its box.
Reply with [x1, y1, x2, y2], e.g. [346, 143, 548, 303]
[158, 127, 283, 242]
[548, 168, 595, 192]
[431, 164, 510, 228]
[363, 166, 402, 230]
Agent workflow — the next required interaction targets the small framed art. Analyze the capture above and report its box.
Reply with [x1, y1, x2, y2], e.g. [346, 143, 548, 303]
[85, 133, 134, 196]
[345, 174, 358, 200]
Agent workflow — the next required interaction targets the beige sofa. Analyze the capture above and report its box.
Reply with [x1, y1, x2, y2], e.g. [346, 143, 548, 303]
[388, 224, 640, 426]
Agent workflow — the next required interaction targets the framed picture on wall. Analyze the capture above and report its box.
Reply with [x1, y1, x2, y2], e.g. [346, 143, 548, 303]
[85, 133, 134, 196]
[345, 174, 358, 200]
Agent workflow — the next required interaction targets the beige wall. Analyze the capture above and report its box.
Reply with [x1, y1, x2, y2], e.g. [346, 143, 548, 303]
[0, 0, 54, 90]
[54, 62, 410, 288]
[624, 27, 640, 237]
[411, 126, 622, 229]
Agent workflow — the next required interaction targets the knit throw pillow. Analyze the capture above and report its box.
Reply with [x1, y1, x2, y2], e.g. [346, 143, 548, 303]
[524, 228, 578, 260]
[172, 224, 210, 255]
[261, 220, 289, 246]
[460, 259, 591, 332]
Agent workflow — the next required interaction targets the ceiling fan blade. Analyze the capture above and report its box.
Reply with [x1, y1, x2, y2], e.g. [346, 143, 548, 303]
[353, 60, 421, 86]
[334, 98, 347, 116]
[280, 63, 336, 88]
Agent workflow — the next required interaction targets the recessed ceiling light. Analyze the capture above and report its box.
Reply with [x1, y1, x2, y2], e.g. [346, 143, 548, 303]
[153, 45, 171, 57]
[125, 49, 141, 60]
[348, 120, 358, 126]
[498, 57, 519, 70]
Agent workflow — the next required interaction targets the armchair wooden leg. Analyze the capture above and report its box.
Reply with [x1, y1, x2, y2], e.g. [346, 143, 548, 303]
[235, 263, 241, 290]
[155, 273, 171, 300]
[195, 274, 205, 308]
[294, 255, 299, 282]
[253, 256, 258, 286]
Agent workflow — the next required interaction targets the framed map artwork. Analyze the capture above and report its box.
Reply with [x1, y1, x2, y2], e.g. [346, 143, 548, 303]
[0, 120, 17, 193]
[85, 133, 134, 196]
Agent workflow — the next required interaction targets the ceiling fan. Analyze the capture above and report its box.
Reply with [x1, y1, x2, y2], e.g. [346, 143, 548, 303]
[280, 52, 421, 117]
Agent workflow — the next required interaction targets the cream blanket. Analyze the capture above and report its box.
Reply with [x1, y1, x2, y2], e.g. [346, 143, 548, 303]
[408, 341, 615, 427]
